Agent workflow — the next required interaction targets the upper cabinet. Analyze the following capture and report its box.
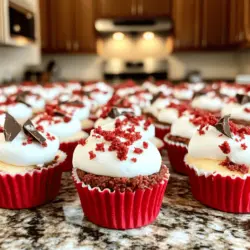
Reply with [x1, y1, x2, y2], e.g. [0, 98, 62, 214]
[172, 0, 201, 50]
[95, 0, 171, 18]
[201, 0, 229, 49]
[40, 0, 96, 53]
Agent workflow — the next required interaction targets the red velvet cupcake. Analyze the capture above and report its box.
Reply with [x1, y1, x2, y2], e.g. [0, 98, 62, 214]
[0, 112, 66, 209]
[185, 115, 250, 213]
[72, 118, 169, 229]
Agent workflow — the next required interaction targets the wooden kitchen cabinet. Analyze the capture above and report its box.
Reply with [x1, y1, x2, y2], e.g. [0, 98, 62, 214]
[201, 0, 229, 49]
[172, 0, 201, 50]
[229, 0, 250, 47]
[96, 0, 136, 18]
[40, 0, 96, 53]
[74, 0, 96, 53]
[95, 0, 171, 18]
[39, 0, 50, 50]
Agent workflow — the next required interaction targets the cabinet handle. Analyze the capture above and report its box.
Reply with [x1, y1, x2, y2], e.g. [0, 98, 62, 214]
[138, 0, 143, 15]
[131, 0, 136, 15]
[73, 41, 79, 51]
[66, 41, 72, 51]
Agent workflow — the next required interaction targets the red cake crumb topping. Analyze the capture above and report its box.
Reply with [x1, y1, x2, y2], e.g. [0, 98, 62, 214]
[0, 126, 3, 133]
[241, 143, 247, 150]
[134, 148, 143, 154]
[89, 151, 96, 160]
[244, 107, 250, 113]
[42, 141, 48, 147]
[143, 141, 148, 149]
[167, 102, 189, 116]
[76, 165, 169, 192]
[22, 136, 33, 146]
[219, 141, 231, 154]
[220, 157, 248, 174]
[36, 125, 44, 133]
[79, 139, 86, 146]
[93, 126, 142, 161]
[96, 143, 105, 152]
[131, 158, 137, 163]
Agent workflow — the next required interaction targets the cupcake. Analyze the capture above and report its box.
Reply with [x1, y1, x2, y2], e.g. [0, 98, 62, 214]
[9, 91, 46, 114]
[1, 97, 33, 124]
[72, 120, 169, 229]
[164, 110, 210, 174]
[94, 107, 165, 152]
[185, 115, 250, 213]
[39, 83, 63, 102]
[0, 112, 66, 209]
[191, 91, 224, 115]
[1, 84, 19, 96]
[32, 108, 88, 171]
[173, 83, 194, 101]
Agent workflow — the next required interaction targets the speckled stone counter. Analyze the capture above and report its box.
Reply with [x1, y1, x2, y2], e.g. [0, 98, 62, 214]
[0, 158, 250, 250]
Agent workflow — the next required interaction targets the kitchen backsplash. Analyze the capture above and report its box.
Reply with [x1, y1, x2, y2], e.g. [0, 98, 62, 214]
[42, 51, 242, 81]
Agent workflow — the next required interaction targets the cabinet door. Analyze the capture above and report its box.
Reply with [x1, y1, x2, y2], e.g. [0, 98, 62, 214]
[96, 0, 136, 18]
[201, 0, 229, 48]
[74, 0, 96, 53]
[172, 0, 201, 50]
[138, 0, 171, 17]
[49, 0, 74, 52]
[39, 0, 50, 50]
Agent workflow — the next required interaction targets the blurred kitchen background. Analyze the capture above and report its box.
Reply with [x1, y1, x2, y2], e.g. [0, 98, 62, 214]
[0, 0, 250, 83]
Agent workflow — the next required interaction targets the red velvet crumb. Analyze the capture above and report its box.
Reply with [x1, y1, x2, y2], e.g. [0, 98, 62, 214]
[143, 141, 148, 149]
[241, 143, 247, 150]
[220, 157, 248, 174]
[131, 158, 137, 163]
[134, 148, 143, 154]
[244, 107, 250, 113]
[95, 143, 105, 152]
[219, 141, 231, 154]
[79, 139, 86, 146]
[89, 151, 96, 160]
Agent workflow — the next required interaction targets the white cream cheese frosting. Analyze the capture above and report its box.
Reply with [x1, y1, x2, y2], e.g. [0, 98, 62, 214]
[6, 103, 33, 123]
[170, 115, 199, 139]
[191, 94, 223, 111]
[32, 113, 83, 139]
[221, 103, 240, 117]
[0, 113, 60, 166]
[188, 125, 250, 166]
[73, 122, 161, 178]
[229, 103, 250, 122]
[173, 88, 193, 100]
[156, 108, 179, 124]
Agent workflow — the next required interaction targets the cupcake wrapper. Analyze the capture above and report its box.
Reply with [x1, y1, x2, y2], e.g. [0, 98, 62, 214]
[155, 124, 170, 140]
[164, 135, 188, 175]
[185, 157, 250, 213]
[60, 141, 79, 172]
[72, 168, 168, 229]
[0, 152, 66, 209]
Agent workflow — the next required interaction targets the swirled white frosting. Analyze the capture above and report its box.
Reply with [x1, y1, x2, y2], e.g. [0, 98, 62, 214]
[25, 95, 46, 110]
[170, 115, 198, 139]
[230, 103, 250, 122]
[142, 81, 159, 94]
[189, 82, 205, 92]
[2, 85, 18, 96]
[60, 104, 90, 121]
[73, 122, 161, 178]
[221, 103, 240, 117]
[156, 108, 179, 124]
[6, 103, 33, 123]
[173, 88, 193, 100]
[191, 94, 223, 111]
[116, 86, 141, 97]
[188, 125, 250, 166]
[0, 113, 59, 166]
[32, 114, 83, 139]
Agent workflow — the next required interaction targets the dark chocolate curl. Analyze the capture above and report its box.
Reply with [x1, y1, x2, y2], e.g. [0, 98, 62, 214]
[23, 119, 46, 144]
[151, 91, 163, 104]
[214, 115, 232, 139]
[59, 100, 83, 106]
[15, 91, 31, 107]
[236, 94, 250, 105]
[4, 113, 22, 141]
[108, 108, 121, 118]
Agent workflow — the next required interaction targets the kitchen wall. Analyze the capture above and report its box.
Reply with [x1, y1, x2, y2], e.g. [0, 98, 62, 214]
[0, 0, 40, 82]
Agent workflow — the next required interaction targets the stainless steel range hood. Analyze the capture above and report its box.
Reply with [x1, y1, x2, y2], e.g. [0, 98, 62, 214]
[95, 18, 173, 33]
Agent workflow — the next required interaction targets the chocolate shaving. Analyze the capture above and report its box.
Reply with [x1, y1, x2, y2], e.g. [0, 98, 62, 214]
[121, 111, 135, 116]
[108, 108, 121, 118]
[59, 100, 83, 106]
[236, 94, 250, 105]
[23, 119, 46, 144]
[214, 115, 232, 139]
[151, 92, 163, 104]
[193, 90, 207, 99]
[15, 91, 31, 107]
[53, 110, 66, 117]
[84, 91, 92, 97]
[4, 113, 22, 141]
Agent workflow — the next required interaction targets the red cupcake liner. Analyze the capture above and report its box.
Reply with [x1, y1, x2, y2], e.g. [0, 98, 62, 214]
[155, 124, 170, 140]
[164, 135, 188, 175]
[0, 152, 66, 209]
[72, 168, 168, 229]
[185, 157, 250, 213]
[60, 141, 79, 172]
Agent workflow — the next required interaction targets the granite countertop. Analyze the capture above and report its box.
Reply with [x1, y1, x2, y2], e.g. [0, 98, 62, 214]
[0, 157, 250, 250]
